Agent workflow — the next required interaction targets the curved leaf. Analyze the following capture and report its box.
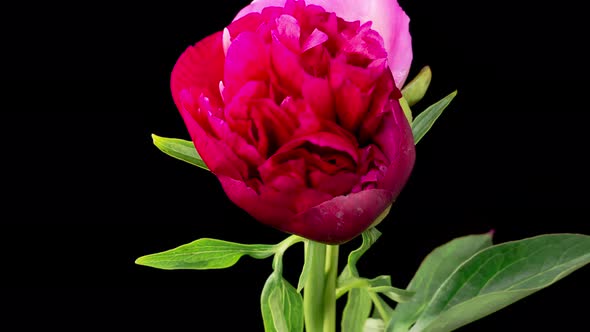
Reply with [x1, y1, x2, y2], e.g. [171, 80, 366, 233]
[135, 238, 275, 270]
[410, 233, 590, 332]
[262, 271, 304, 332]
[152, 134, 209, 170]
[342, 288, 372, 332]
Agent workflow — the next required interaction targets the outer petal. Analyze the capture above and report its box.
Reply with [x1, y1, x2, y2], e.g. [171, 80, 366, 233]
[235, 0, 412, 87]
[288, 188, 394, 244]
[171, 31, 225, 109]
[217, 175, 296, 227]
[375, 99, 416, 196]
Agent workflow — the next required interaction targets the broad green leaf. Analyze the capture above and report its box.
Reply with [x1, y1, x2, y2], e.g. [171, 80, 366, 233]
[402, 66, 432, 107]
[135, 238, 275, 270]
[364, 318, 385, 332]
[262, 271, 304, 332]
[342, 288, 372, 332]
[151, 134, 209, 170]
[339, 228, 382, 284]
[410, 233, 590, 332]
[411, 90, 457, 144]
[387, 232, 493, 332]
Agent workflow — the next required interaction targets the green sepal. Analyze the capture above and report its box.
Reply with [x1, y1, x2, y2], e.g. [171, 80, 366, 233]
[402, 66, 432, 107]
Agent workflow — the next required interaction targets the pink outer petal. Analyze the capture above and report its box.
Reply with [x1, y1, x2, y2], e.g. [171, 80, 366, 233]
[220, 170, 394, 244]
[377, 99, 416, 196]
[217, 175, 296, 227]
[289, 188, 394, 244]
[177, 91, 249, 180]
[235, 0, 412, 87]
[171, 31, 225, 109]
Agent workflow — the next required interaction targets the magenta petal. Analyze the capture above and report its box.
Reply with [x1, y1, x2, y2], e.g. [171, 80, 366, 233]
[302, 28, 328, 52]
[302, 75, 334, 121]
[274, 14, 301, 52]
[171, 31, 225, 109]
[376, 100, 415, 195]
[224, 32, 269, 102]
[235, 0, 412, 87]
[288, 189, 394, 244]
[177, 91, 249, 180]
[217, 175, 296, 225]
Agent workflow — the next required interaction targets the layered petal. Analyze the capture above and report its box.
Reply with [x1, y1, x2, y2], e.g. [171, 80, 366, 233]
[171, 0, 416, 244]
[289, 188, 394, 243]
[171, 31, 225, 109]
[235, 0, 412, 87]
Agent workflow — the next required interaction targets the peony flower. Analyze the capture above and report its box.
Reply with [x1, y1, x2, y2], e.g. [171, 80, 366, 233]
[171, 0, 415, 244]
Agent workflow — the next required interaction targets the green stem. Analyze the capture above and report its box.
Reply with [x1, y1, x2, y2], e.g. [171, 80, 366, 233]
[323, 245, 339, 332]
[304, 241, 326, 332]
[303, 241, 339, 332]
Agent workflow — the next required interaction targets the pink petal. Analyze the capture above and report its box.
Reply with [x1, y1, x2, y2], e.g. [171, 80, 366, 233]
[171, 31, 225, 110]
[301, 28, 328, 52]
[177, 90, 249, 180]
[270, 36, 304, 96]
[217, 175, 296, 226]
[223, 32, 270, 102]
[235, 0, 412, 87]
[301, 75, 334, 121]
[274, 14, 301, 52]
[289, 188, 394, 244]
[376, 99, 415, 195]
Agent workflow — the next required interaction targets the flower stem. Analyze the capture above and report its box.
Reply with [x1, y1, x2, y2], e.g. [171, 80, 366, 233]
[323, 244, 339, 332]
[303, 241, 339, 332]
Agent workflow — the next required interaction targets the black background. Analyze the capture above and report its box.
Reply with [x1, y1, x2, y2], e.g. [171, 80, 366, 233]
[2, 0, 588, 331]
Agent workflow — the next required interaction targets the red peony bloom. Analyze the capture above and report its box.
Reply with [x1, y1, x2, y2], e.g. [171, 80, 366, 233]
[171, 0, 415, 244]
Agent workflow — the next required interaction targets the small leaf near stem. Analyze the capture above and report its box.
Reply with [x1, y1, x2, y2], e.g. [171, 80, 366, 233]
[342, 288, 372, 332]
[261, 235, 305, 332]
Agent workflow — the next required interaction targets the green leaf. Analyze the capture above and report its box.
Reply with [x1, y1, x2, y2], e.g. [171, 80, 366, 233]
[342, 288, 373, 332]
[151, 134, 209, 170]
[402, 66, 432, 107]
[387, 232, 493, 332]
[410, 233, 590, 332]
[135, 238, 276, 270]
[369, 293, 394, 323]
[411, 90, 457, 144]
[262, 271, 304, 332]
[297, 241, 312, 292]
[363, 318, 385, 332]
[369, 286, 414, 303]
[339, 228, 382, 283]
